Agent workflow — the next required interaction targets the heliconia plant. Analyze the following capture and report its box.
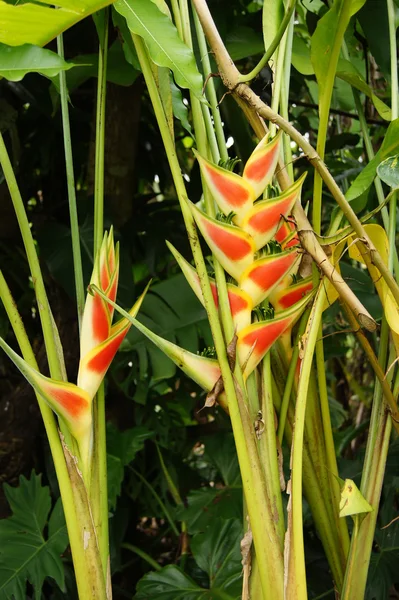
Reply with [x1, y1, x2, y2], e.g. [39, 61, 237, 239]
[0, 229, 147, 482]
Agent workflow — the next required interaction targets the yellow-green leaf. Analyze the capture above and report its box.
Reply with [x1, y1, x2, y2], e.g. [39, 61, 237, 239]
[339, 479, 372, 518]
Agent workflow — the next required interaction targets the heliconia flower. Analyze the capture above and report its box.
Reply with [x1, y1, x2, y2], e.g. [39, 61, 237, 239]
[239, 249, 301, 307]
[238, 292, 314, 378]
[242, 130, 282, 199]
[77, 286, 148, 400]
[193, 150, 255, 225]
[190, 203, 255, 280]
[167, 241, 253, 331]
[241, 173, 306, 251]
[269, 277, 313, 313]
[0, 230, 148, 478]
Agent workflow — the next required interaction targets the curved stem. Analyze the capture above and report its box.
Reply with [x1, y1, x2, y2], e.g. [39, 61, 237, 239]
[57, 34, 85, 330]
[238, 0, 296, 83]
[122, 544, 161, 571]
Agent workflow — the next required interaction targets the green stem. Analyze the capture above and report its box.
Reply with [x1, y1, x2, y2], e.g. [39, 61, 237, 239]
[192, 5, 228, 162]
[130, 467, 180, 537]
[122, 544, 161, 571]
[170, 0, 183, 38]
[260, 352, 285, 546]
[269, 20, 288, 137]
[0, 271, 102, 600]
[277, 309, 308, 444]
[57, 34, 85, 330]
[93, 8, 109, 254]
[238, 0, 297, 83]
[286, 285, 324, 599]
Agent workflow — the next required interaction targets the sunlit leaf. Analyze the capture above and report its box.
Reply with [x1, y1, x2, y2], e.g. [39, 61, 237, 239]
[376, 155, 399, 189]
[114, 0, 203, 99]
[339, 478, 373, 518]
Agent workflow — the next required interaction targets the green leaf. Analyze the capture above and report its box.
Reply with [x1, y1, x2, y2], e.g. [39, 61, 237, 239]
[262, 0, 284, 62]
[135, 565, 208, 599]
[170, 78, 193, 136]
[311, 0, 366, 108]
[191, 519, 242, 595]
[0, 472, 68, 600]
[176, 487, 243, 534]
[346, 118, 399, 201]
[336, 59, 391, 120]
[113, 0, 203, 99]
[107, 423, 153, 509]
[0, 43, 77, 82]
[0, 0, 115, 47]
[203, 433, 240, 487]
[292, 36, 314, 75]
[377, 155, 399, 189]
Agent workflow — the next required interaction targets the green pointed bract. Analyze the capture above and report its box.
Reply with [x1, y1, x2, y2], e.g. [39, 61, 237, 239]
[0, 337, 92, 440]
[166, 241, 203, 303]
[127, 316, 221, 392]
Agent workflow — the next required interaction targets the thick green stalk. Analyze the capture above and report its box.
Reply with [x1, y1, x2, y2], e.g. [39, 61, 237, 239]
[238, 0, 296, 83]
[192, 5, 228, 162]
[285, 285, 324, 599]
[93, 9, 109, 253]
[269, 23, 288, 137]
[57, 34, 85, 329]
[277, 309, 308, 444]
[260, 352, 285, 546]
[0, 272, 104, 600]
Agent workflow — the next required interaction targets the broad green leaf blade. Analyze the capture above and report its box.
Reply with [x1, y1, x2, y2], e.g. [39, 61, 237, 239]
[114, 0, 203, 99]
[0, 472, 68, 600]
[0, 43, 77, 81]
[377, 155, 399, 189]
[135, 565, 208, 600]
[0, 0, 115, 47]
[176, 487, 243, 534]
[191, 519, 242, 594]
[310, 0, 366, 108]
[262, 0, 284, 64]
[346, 118, 399, 201]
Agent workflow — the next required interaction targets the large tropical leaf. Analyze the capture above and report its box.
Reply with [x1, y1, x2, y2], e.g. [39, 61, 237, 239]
[135, 519, 242, 599]
[0, 0, 115, 47]
[0, 43, 78, 81]
[0, 472, 68, 600]
[114, 0, 203, 99]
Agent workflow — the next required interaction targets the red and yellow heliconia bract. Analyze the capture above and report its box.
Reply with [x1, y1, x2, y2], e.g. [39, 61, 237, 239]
[0, 229, 147, 462]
